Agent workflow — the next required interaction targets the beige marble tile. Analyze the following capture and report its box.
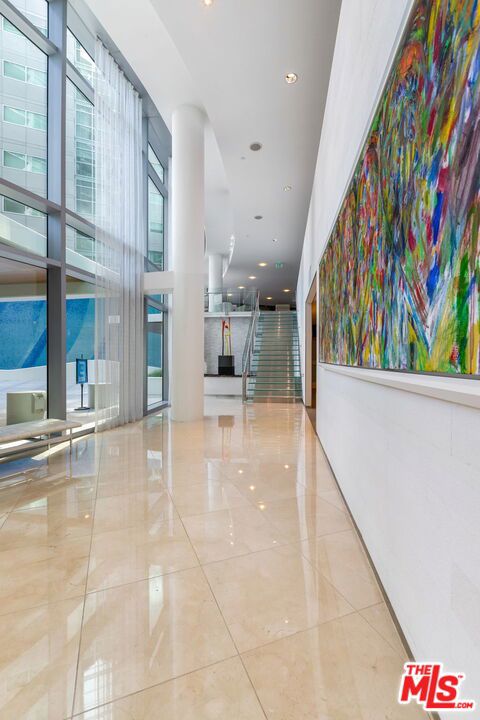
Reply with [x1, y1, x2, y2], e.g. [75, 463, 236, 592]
[0, 482, 29, 515]
[300, 529, 383, 610]
[0, 596, 84, 720]
[0, 499, 94, 549]
[74, 568, 236, 714]
[87, 519, 198, 592]
[204, 544, 353, 653]
[183, 505, 287, 564]
[317, 488, 348, 511]
[242, 613, 424, 719]
[0, 536, 90, 614]
[169, 480, 251, 518]
[360, 602, 407, 657]
[96, 470, 165, 499]
[73, 657, 265, 719]
[298, 464, 339, 494]
[220, 461, 302, 483]
[258, 494, 351, 543]
[93, 488, 175, 533]
[18, 473, 97, 505]
[161, 460, 225, 489]
[233, 475, 314, 504]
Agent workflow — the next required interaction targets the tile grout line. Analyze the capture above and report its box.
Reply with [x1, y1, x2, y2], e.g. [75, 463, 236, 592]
[69, 433, 104, 720]
[162, 443, 268, 720]
[157, 413, 270, 719]
[69, 655, 239, 719]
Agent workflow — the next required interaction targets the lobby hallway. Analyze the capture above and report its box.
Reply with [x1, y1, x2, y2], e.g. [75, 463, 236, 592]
[0, 398, 424, 719]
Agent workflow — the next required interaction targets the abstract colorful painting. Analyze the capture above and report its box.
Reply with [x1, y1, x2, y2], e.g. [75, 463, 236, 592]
[319, 0, 480, 375]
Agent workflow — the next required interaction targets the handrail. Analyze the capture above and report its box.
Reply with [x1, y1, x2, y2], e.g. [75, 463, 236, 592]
[242, 291, 260, 401]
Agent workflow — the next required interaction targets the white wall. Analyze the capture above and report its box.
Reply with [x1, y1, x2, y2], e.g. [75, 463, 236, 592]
[297, 0, 480, 706]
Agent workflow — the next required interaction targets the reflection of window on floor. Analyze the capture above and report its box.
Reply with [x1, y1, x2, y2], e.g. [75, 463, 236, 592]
[0, 257, 47, 426]
[82, 658, 113, 717]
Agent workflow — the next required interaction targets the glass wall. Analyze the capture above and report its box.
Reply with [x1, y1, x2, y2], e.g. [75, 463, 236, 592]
[66, 80, 95, 221]
[148, 144, 164, 183]
[7, 0, 48, 35]
[66, 276, 95, 425]
[146, 298, 165, 409]
[1, 193, 46, 255]
[148, 177, 164, 269]
[0, 14, 47, 196]
[0, 0, 171, 436]
[66, 29, 94, 84]
[0, 257, 47, 426]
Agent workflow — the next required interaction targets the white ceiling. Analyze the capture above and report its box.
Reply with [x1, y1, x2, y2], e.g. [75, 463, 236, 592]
[83, 0, 341, 303]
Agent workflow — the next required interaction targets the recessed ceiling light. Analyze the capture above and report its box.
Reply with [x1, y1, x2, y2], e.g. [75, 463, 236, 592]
[285, 72, 298, 84]
[266, 296, 272, 300]
[238, 285, 245, 289]
[249, 275, 257, 280]
[284, 185, 292, 192]
[254, 215, 263, 220]
[272, 238, 278, 243]
[203, 0, 213, 6]
[283, 289, 291, 293]
[227, 293, 232, 297]
[250, 142, 262, 152]
[258, 262, 267, 267]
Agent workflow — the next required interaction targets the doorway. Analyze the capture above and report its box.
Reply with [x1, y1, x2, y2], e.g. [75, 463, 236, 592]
[305, 275, 317, 430]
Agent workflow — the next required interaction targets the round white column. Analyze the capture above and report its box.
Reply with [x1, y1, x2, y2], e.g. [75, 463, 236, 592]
[208, 253, 223, 312]
[171, 105, 205, 422]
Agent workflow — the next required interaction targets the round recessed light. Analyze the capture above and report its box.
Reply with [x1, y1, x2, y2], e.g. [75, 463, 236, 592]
[254, 215, 263, 220]
[203, 0, 214, 6]
[266, 296, 273, 300]
[258, 262, 267, 267]
[285, 72, 298, 84]
[249, 275, 257, 280]
[250, 142, 262, 152]
[227, 293, 233, 297]
[283, 288, 291, 293]
[272, 238, 278, 243]
[284, 185, 292, 192]
[238, 285, 245, 289]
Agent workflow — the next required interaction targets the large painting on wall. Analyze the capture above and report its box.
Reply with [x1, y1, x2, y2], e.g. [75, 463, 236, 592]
[318, 0, 480, 375]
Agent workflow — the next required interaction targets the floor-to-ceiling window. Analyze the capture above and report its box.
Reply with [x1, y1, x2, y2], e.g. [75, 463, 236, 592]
[145, 294, 167, 411]
[0, 0, 171, 438]
[0, 256, 47, 425]
[66, 275, 95, 425]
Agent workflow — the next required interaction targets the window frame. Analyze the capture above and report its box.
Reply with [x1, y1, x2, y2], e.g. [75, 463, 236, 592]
[0, 0, 172, 429]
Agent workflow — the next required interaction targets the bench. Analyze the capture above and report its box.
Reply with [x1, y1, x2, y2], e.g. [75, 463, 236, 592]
[0, 419, 82, 460]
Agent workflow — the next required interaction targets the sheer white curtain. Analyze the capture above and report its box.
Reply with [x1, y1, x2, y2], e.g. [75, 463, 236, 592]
[94, 40, 144, 430]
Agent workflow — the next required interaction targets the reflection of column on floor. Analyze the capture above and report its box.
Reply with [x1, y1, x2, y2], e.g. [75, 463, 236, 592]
[165, 415, 206, 483]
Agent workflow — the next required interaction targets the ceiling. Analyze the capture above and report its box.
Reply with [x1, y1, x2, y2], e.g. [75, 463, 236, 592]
[83, 0, 341, 304]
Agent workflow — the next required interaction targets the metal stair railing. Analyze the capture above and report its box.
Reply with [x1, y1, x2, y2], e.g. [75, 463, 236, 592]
[242, 292, 260, 401]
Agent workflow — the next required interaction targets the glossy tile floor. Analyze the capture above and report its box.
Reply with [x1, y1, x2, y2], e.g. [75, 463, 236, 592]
[0, 398, 424, 719]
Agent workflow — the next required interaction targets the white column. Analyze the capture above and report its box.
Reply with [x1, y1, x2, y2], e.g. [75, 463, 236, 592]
[171, 105, 205, 422]
[208, 253, 223, 312]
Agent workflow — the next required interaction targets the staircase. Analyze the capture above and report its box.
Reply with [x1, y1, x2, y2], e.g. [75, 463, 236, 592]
[246, 311, 302, 402]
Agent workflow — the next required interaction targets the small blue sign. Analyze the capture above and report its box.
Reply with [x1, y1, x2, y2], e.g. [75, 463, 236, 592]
[76, 358, 88, 385]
